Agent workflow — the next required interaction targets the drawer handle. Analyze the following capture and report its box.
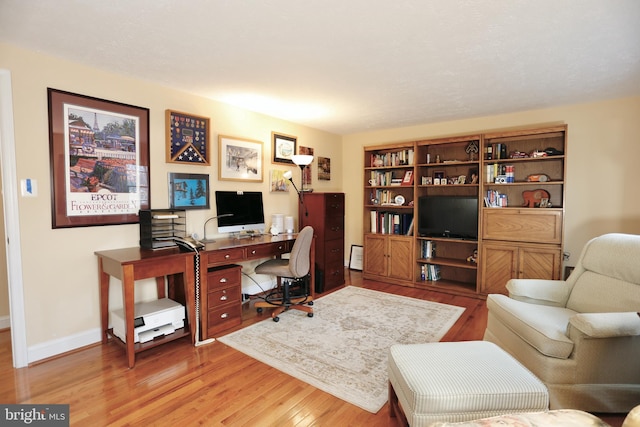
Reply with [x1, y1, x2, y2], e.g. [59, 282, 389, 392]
[278, 245, 283, 250]
[251, 250, 256, 255]
[224, 254, 230, 259]
[219, 278, 227, 283]
[220, 313, 229, 319]
[331, 248, 339, 253]
[220, 295, 228, 301]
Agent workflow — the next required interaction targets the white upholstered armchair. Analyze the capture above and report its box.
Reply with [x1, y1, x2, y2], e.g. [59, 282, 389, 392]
[484, 233, 640, 413]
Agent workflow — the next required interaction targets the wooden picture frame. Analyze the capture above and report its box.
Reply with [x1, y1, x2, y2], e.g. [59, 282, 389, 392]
[318, 156, 331, 180]
[218, 135, 263, 182]
[47, 88, 150, 228]
[165, 110, 210, 165]
[272, 132, 297, 164]
[349, 245, 364, 271]
[168, 172, 210, 209]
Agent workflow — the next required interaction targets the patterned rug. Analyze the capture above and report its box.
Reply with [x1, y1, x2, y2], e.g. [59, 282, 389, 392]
[217, 286, 465, 413]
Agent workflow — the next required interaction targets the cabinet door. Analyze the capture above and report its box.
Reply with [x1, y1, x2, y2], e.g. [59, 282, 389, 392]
[388, 236, 413, 281]
[364, 234, 387, 276]
[481, 243, 517, 294]
[519, 245, 562, 280]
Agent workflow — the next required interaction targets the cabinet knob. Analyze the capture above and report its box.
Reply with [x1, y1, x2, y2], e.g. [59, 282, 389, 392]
[251, 250, 256, 255]
[220, 313, 229, 319]
[224, 254, 230, 259]
[219, 278, 227, 283]
[220, 295, 228, 301]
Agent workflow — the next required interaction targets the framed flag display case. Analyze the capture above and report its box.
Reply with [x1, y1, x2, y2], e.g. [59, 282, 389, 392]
[166, 110, 211, 165]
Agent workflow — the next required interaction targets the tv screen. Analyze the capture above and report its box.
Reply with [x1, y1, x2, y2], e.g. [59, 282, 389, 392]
[418, 196, 478, 239]
[214, 191, 266, 234]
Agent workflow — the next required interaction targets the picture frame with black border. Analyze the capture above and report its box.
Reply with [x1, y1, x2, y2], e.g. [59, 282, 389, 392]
[168, 172, 210, 210]
[349, 245, 364, 271]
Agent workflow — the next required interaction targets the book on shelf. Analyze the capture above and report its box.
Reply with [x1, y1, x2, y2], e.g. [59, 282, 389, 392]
[421, 240, 434, 258]
[370, 149, 414, 167]
[427, 264, 441, 281]
[370, 210, 413, 235]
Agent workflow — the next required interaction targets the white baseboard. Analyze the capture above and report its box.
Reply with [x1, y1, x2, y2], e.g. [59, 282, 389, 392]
[28, 328, 102, 364]
[0, 315, 10, 330]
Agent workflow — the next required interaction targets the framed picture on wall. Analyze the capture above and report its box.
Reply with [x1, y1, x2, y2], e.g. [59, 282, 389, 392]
[218, 135, 263, 182]
[168, 172, 210, 209]
[165, 110, 210, 165]
[272, 132, 297, 164]
[47, 88, 150, 228]
[318, 156, 331, 180]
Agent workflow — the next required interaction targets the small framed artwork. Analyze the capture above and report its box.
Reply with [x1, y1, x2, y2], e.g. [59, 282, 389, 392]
[270, 170, 290, 192]
[318, 156, 331, 180]
[349, 245, 364, 271]
[468, 168, 479, 184]
[168, 173, 210, 209]
[218, 135, 263, 182]
[299, 146, 314, 186]
[47, 88, 150, 228]
[401, 170, 414, 185]
[165, 110, 210, 165]
[272, 132, 296, 164]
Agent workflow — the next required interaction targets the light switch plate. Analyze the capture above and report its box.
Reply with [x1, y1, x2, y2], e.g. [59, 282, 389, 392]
[20, 178, 37, 197]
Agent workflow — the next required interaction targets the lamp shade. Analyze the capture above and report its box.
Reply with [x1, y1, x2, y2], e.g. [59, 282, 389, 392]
[291, 155, 314, 166]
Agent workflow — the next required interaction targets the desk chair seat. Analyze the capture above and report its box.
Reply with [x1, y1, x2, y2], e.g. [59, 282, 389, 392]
[254, 226, 314, 322]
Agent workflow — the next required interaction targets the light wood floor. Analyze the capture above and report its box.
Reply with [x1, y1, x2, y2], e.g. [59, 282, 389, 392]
[0, 270, 625, 426]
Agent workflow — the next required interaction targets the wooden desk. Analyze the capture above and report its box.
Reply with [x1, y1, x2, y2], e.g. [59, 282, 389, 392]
[95, 247, 196, 368]
[199, 233, 314, 340]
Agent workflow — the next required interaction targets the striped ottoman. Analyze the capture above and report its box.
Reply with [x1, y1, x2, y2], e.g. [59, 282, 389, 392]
[388, 341, 548, 427]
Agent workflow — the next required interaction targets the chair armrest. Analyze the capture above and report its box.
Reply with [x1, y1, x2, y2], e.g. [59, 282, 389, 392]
[569, 312, 640, 338]
[506, 278, 572, 307]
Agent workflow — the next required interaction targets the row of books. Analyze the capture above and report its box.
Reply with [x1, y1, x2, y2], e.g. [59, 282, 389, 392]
[369, 170, 405, 186]
[370, 211, 414, 235]
[420, 240, 435, 259]
[370, 149, 414, 167]
[485, 190, 508, 207]
[420, 264, 441, 281]
[369, 189, 406, 205]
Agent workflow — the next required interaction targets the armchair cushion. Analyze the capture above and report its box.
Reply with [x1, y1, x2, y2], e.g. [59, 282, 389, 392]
[569, 312, 640, 338]
[506, 279, 572, 307]
[486, 294, 575, 359]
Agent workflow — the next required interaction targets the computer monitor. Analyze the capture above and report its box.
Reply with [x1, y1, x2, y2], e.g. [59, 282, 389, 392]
[214, 191, 266, 234]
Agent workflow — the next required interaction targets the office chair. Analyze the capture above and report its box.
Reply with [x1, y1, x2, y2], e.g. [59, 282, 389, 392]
[254, 226, 314, 322]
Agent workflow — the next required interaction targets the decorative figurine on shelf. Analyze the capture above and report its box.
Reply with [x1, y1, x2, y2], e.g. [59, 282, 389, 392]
[467, 249, 478, 264]
[465, 140, 480, 161]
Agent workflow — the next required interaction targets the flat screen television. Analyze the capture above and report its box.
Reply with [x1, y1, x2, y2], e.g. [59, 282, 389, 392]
[418, 196, 478, 240]
[214, 191, 266, 234]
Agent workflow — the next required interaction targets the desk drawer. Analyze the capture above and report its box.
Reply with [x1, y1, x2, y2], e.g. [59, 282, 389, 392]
[246, 241, 290, 260]
[207, 266, 241, 291]
[207, 285, 241, 310]
[205, 248, 245, 265]
[207, 304, 242, 336]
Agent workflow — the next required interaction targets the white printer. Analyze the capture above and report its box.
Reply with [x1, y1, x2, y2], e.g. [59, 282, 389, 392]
[111, 298, 185, 344]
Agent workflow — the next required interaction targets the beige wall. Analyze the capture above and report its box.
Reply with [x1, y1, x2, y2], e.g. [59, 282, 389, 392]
[343, 96, 640, 265]
[0, 43, 342, 355]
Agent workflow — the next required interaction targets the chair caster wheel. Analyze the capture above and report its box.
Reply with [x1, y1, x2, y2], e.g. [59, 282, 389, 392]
[273, 316, 280, 322]
[308, 312, 314, 318]
[257, 307, 263, 313]
[308, 301, 314, 306]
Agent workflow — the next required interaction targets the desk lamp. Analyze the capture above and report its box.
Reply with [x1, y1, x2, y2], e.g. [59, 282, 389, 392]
[202, 213, 233, 242]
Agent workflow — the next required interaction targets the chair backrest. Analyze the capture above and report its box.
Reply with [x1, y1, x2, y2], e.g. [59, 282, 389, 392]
[287, 226, 314, 278]
[566, 233, 640, 313]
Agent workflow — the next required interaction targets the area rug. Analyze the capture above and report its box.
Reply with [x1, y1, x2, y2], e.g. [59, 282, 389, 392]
[217, 286, 465, 413]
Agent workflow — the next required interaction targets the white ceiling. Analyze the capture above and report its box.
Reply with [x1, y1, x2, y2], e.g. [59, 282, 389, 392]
[1, 0, 639, 135]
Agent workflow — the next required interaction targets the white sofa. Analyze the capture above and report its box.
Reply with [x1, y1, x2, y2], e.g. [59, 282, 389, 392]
[484, 233, 640, 412]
